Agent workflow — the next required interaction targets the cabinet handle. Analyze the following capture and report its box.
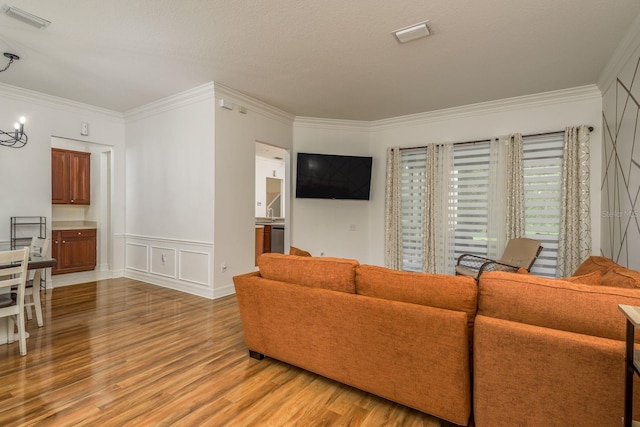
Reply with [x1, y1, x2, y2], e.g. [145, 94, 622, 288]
[78, 232, 81, 235]
[62, 241, 66, 244]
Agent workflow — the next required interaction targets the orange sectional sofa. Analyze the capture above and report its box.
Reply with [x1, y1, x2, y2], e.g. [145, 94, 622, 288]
[233, 254, 640, 426]
[233, 254, 478, 426]
[474, 258, 640, 426]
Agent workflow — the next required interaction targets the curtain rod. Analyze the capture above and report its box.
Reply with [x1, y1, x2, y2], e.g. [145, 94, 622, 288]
[401, 126, 595, 150]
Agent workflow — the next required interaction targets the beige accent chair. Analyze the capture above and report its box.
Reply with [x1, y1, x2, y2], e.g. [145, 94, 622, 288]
[455, 238, 543, 280]
[0, 247, 30, 356]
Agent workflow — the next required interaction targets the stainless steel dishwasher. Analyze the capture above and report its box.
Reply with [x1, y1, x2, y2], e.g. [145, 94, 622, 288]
[271, 224, 285, 254]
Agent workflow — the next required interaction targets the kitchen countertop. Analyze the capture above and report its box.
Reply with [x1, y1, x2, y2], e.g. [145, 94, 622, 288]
[52, 220, 98, 230]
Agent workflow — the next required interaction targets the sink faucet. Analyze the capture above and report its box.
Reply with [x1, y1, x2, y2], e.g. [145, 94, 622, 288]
[268, 207, 274, 221]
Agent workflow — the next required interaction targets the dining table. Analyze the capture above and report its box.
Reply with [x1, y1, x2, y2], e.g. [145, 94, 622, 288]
[0, 255, 56, 345]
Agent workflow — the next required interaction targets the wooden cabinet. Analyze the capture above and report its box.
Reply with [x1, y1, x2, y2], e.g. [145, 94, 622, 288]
[52, 228, 97, 275]
[255, 226, 264, 266]
[263, 225, 272, 253]
[52, 148, 91, 205]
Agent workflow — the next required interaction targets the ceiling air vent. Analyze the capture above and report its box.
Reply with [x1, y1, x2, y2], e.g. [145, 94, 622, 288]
[393, 21, 430, 43]
[2, 4, 50, 29]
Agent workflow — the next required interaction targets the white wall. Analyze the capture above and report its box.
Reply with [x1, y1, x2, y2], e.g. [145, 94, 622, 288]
[123, 83, 216, 298]
[291, 120, 372, 260]
[213, 84, 293, 297]
[0, 83, 126, 284]
[598, 14, 640, 269]
[293, 86, 603, 266]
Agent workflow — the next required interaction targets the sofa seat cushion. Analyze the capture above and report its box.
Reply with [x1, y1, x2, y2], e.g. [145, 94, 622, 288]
[355, 265, 478, 330]
[478, 271, 640, 342]
[258, 253, 358, 293]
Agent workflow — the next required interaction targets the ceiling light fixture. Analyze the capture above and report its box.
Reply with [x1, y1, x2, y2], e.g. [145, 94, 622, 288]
[0, 52, 19, 72]
[392, 21, 431, 43]
[1, 115, 28, 148]
[2, 4, 50, 29]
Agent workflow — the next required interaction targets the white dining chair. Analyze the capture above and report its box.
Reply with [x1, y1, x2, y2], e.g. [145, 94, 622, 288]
[0, 247, 30, 356]
[24, 237, 48, 327]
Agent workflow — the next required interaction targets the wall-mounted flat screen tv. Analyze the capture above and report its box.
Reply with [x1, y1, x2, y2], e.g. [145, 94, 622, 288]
[295, 152, 372, 200]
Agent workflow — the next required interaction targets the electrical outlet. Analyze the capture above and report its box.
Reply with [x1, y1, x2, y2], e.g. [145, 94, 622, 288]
[349, 224, 356, 231]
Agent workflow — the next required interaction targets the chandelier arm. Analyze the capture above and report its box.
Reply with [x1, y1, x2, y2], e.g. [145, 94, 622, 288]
[0, 57, 13, 72]
[0, 129, 28, 148]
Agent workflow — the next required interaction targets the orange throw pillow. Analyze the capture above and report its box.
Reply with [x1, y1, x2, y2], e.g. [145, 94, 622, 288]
[289, 246, 312, 257]
[573, 256, 620, 276]
[601, 268, 640, 289]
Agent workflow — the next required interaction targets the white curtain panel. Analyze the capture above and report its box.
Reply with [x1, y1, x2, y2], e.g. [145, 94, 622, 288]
[487, 137, 508, 259]
[557, 126, 592, 277]
[423, 144, 438, 272]
[384, 147, 402, 269]
[435, 144, 455, 274]
[506, 133, 525, 239]
[487, 134, 524, 260]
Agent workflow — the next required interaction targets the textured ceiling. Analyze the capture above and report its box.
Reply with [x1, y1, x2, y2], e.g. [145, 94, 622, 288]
[0, 0, 639, 120]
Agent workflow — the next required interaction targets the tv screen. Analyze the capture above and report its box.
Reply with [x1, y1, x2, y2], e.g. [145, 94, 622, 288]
[296, 153, 372, 200]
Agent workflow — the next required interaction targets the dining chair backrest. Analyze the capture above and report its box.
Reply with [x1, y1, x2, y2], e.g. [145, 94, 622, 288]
[0, 247, 30, 356]
[29, 237, 48, 257]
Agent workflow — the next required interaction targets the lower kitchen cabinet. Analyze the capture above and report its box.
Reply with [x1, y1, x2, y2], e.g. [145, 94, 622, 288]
[52, 228, 97, 275]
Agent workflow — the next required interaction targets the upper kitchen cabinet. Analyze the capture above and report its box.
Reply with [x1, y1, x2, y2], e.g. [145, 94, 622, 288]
[52, 148, 91, 205]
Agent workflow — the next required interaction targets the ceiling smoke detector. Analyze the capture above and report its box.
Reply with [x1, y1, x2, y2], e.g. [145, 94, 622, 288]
[393, 21, 430, 43]
[2, 4, 50, 29]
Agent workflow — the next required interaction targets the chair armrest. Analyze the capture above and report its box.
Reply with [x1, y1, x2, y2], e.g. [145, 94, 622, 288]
[478, 260, 520, 275]
[457, 253, 494, 270]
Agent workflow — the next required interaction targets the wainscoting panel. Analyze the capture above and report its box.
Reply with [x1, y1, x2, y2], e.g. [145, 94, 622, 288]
[124, 235, 214, 299]
[179, 250, 210, 287]
[150, 246, 177, 278]
[125, 243, 149, 272]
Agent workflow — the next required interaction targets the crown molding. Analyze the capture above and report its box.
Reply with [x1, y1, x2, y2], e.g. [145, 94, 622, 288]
[291, 86, 601, 132]
[214, 82, 295, 125]
[598, 13, 640, 95]
[124, 82, 215, 121]
[293, 116, 371, 132]
[0, 82, 123, 120]
[370, 85, 601, 131]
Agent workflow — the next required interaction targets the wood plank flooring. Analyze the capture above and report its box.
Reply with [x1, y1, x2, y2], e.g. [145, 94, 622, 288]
[0, 278, 443, 426]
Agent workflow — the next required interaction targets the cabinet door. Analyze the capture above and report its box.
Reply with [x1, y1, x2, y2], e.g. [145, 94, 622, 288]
[51, 150, 70, 204]
[51, 231, 61, 274]
[53, 229, 97, 274]
[263, 225, 272, 253]
[69, 152, 91, 204]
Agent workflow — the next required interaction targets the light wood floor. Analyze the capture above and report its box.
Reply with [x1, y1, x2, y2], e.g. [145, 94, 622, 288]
[0, 278, 444, 426]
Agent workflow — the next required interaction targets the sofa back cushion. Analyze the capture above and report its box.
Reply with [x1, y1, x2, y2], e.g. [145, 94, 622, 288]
[355, 265, 478, 328]
[258, 253, 358, 293]
[478, 271, 640, 341]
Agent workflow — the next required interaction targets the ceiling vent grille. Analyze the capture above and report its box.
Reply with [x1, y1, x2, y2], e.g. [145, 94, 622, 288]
[393, 21, 430, 43]
[2, 4, 50, 29]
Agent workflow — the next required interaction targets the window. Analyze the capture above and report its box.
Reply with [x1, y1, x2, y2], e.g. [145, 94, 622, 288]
[522, 134, 564, 277]
[400, 148, 427, 272]
[398, 133, 564, 277]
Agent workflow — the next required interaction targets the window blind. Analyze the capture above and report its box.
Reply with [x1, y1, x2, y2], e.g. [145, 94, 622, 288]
[400, 148, 427, 272]
[522, 134, 564, 277]
[451, 143, 491, 263]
